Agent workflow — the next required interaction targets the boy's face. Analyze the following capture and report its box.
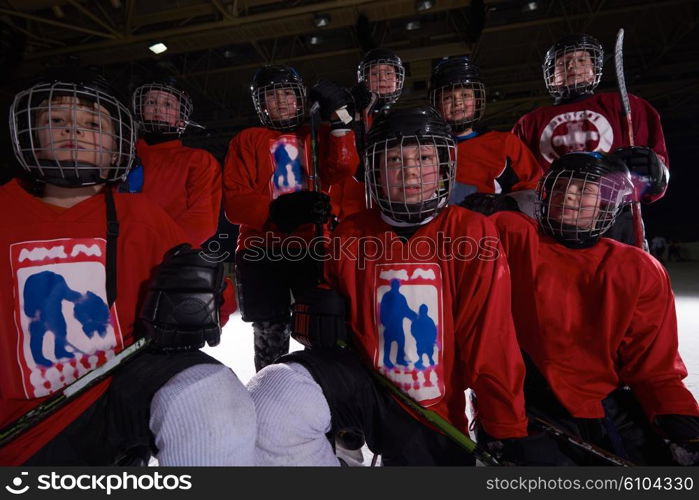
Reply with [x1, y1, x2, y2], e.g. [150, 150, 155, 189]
[553, 50, 595, 87]
[264, 88, 298, 121]
[437, 87, 476, 123]
[379, 143, 439, 204]
[35, 96, 116, 169]
[142, 89, 181, 126]
[548, 177, 601, 228]
[366, 63, 398, 95]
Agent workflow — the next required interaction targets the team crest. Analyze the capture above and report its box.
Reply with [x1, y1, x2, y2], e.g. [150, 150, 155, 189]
[374, 263, 444, 406]
[10, 238, 123, 398]
[539, 110, 614, 164]
[269, 135, 306, 198]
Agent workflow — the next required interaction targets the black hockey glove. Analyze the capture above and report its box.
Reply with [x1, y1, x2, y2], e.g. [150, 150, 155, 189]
[309, 80, 354, 122]
[459, 192, 520, 216]
[656, 414, 699, 466]
[492, 432, 576, 466]
[290, 287, 349, 349]
[268, 190, 332, 233]
[139, 243, 225, 352]
[349, 82, 374, 113]
[613, 146, 669, 203]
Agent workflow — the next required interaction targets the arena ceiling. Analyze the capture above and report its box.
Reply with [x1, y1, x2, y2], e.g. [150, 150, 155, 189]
[0, 0, 697, 142]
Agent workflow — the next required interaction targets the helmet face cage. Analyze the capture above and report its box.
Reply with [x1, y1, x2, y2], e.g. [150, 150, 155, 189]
[358, 58, 405, 105]
[252, 81, 306, 131]
[364, 134, 456, 224]
[132, 83, 193, 135]
[536, 166, 632, 245]
[10, 81, 135, 187]
[430, 81, 486, 131]
[543, 38, 603, 99]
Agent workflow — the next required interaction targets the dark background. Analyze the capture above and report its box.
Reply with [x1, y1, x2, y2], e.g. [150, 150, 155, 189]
[0, 0, 696, 241]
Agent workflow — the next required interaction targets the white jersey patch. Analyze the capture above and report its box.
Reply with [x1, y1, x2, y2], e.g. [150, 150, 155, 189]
[10, 238, 123, 399]
[539, 110, 614, 164]
[374, 263, 444, 406]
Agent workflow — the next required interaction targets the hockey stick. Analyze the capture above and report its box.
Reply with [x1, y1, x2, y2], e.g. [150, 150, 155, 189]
[371, 370, 501, 466]
[614, 28, 644, 249]
[361, 92, 379, 209]
[0, 337, 150, 449]
[532, 416, 636, 467]
[307, 100, 327, 286]
[309, 101, 322, 195]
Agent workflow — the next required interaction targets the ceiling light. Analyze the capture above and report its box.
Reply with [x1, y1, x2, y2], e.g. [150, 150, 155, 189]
[406, 20, 422, 31]
[524, 1, 538, 11]
[416, 0, 435, 12]
[313, 14, 331, 28]
[308, 35, 323, 45]
[149, 42, 168, 54]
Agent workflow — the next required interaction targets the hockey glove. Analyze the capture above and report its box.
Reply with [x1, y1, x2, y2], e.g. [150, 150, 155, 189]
[613, 146, 669, 203]
[493, 432, 576, 466]
[268, 190, 331, 233]
[140, 243, 226, 352]
[309, 80, 354, 123]
[656, 414, 699, 466]
[291, 286, 349, 349]
[459, 192, 520, 216]
[349, 82, 374, 113]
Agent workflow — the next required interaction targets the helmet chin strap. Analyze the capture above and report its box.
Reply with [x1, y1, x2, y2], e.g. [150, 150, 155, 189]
[378, 195, 447, 227]
[380, 211, 435, 227]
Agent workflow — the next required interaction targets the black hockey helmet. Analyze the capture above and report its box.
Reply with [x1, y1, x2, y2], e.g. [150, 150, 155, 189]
[132, 81, 193, 136]
[543, 33, 604, 100]
[250, 64, 306, 131]
[429, 56, 486, 132]
[364, 106, 456, 224]
[537, 151, 633, 248]
[9, 67, 136, 187]
[357, 48, 405, 106]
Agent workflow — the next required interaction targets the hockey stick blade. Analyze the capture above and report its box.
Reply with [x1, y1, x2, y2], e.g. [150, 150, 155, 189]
[0, 337, 150, 449]
[533, 416, 636, 467]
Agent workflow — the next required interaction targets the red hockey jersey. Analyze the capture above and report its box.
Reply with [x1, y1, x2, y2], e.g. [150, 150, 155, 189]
[325, 206, 528, 439]
[450, 130, 542, 203]
[136, 138, 222, 245]
[491, 211, 698, 421]
[329, 176, 366, 222]
[0, 180, 186, 465]
[512, 92, 668, 202]
[223, 125, 358, 250]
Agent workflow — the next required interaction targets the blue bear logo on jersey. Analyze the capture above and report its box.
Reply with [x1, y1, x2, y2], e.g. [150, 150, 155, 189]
[23, 271, 110, 367]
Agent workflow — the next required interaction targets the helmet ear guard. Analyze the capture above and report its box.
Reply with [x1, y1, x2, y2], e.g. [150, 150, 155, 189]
[536, 152, 633, 247]
[250, 64, 306, 131]
[10, 75, 136, 187]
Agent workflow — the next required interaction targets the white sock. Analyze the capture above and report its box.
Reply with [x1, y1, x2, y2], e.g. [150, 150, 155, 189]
[150, 363, 256, 465]
[247, 362, 340, 466]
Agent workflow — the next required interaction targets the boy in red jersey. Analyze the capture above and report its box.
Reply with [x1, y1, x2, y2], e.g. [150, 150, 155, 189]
[491, 151, 698, 465]
[512, 34, 669, 245]
[223, 64, 358, 371]
[127, 81, 222, 246]
[429, 56, 542, 217]
[0, 71, 255, 466]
